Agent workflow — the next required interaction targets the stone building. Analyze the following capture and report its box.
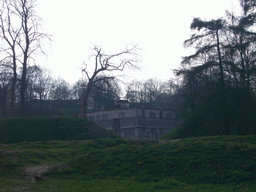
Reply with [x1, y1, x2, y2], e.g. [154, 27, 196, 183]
[87, 100, 177, 140]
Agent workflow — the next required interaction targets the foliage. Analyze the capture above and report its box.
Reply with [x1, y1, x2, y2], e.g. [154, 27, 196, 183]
[174, 1, 256, 137]
[165, 88, 256, 139]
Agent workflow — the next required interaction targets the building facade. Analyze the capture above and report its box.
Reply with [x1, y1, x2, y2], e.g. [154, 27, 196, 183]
[87, 101, 177, 140]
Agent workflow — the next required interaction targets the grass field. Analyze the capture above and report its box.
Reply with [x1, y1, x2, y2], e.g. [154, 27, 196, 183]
[1, 135, 256, 191]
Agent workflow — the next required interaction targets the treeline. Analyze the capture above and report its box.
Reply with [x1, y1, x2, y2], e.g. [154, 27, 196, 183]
[171, 0, 256, 137]
[0, 0, 49, 117]
[127, 1, 256, 137]
[0, 65, 121, 117]
[0, 65, 81, 117]
[0, 63, 175, 117]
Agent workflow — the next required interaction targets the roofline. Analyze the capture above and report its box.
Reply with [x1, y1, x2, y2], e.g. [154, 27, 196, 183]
[86, 107, 176, 114]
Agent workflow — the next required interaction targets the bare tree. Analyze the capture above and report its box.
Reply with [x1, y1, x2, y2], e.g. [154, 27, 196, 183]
[89, 76, 121, 110]
[125, 79, 145, 103]
[49, 78, 72, 101]
[0, 0, 21, 117]
[31, 66, 52, 102]
[0, 0, 50, 117]
[80, 45, 140, 118]
[143, 78, 162, 103]
[71, 79, 87, 100]
[25, 65, 52, 112]
[0, 66, 12, 117]
[125, 78, 175, 106]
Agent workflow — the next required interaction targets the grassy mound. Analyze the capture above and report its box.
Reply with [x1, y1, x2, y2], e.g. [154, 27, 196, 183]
[1, 136, 256, 191]
[0, 117, 116, 144]
[0, 139, 125, 177]
[48, 135, 256, 185]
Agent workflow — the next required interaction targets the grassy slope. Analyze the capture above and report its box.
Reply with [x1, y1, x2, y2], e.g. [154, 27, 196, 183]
[0, 136, 256, 191]
[0, 117, 116, 144]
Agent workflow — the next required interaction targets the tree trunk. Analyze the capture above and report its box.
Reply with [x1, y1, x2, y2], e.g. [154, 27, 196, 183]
[80, 88, 90, 118]
[20, 62, 27, 117]
[245, 57, 251, 95]
[216, 30, 230, 135]
[20, 8, 30, 117]
[10, 68, 17, 117]
[80, 80, 93, 118]
[239, 49, 247, 94]
[10, 49, 17, 117]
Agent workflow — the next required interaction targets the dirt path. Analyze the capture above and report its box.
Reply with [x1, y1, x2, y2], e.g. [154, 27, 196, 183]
[24, 165, 54, 182]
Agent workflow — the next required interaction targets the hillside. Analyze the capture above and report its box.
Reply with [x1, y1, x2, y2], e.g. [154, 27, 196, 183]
[0, 135, 256, 191]
[0, 117, 116, 144]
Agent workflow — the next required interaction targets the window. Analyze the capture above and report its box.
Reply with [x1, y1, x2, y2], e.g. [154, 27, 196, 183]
[149, 112, 156, 118]
[146, 132, 150, 139]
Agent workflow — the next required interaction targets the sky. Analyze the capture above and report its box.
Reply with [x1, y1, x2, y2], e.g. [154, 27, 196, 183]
[35, 0, 241, 85]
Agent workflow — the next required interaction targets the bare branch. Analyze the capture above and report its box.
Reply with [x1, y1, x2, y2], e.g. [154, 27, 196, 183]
[80, 45, 140, 117]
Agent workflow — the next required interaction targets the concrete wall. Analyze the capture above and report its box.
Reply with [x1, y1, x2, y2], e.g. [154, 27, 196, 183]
[120, 127, 172, 140]
[87, 108, 177, 140]
[162, 110, 176, 119]
[144, 109, 160, 118]
[87, 108, 143, 122]
[87, 108, 175, 122]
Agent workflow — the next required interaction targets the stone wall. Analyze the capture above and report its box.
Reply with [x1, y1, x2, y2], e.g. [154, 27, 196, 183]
[87, 108, 176, 121]
[120, 127, 173, 140]
[87, 107, 177, 140]
[87, 108, 143, 122]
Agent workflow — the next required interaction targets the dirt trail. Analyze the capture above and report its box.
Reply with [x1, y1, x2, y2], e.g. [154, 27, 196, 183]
[24, 165, 54, 182]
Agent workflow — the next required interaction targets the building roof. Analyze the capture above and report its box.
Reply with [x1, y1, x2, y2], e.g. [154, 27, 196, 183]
[96, 117, 177, 130]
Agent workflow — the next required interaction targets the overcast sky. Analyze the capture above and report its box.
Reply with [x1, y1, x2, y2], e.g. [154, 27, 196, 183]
[35, 0, 240, 85]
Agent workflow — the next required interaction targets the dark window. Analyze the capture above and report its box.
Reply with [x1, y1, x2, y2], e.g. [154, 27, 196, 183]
[149, 112, 156, 118]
